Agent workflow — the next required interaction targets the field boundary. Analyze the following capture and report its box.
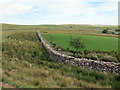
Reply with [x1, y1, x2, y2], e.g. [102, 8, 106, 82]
[37, 30, 120, 74]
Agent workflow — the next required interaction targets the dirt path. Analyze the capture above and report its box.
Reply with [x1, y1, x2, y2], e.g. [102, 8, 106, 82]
[0, 82, 16, 88]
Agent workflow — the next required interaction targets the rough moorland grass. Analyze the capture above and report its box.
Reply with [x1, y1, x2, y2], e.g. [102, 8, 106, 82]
[2, 31, 120, 88]
[2, 24, 118, 37]
[43, 33, 118, 52]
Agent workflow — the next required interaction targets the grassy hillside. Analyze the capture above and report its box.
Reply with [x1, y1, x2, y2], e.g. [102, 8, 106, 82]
[2, 23, 118, 37]
[2, 24, 120, 88]
[2, 31, 120, 88]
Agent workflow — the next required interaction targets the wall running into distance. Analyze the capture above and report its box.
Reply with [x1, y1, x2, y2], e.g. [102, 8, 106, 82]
[37, 31, 120, 74]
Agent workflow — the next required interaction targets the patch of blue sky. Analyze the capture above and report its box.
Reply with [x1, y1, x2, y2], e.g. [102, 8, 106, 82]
[88, 2, 105, 8]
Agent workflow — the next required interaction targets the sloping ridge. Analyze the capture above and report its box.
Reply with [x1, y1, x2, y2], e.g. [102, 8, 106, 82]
[37, 30, 120, 74]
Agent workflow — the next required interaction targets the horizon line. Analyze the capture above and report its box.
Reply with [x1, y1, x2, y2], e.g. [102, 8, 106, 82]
[1, 23, 118, 26]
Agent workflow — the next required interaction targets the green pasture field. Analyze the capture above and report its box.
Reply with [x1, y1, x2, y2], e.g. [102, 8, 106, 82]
[43, 33, 118, 52]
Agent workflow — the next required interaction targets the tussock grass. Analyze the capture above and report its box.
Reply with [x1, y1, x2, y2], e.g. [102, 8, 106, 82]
[2, 31, 120, 88]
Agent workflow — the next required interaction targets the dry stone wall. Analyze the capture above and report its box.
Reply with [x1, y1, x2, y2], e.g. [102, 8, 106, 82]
[37, 31, 120, 74]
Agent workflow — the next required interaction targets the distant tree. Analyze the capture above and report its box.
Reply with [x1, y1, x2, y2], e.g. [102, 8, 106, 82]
[70, 26, 73, 28]
[106, 28, 110, 30]
[115, 29, 120, 32]
[111, 32, 115, 34]
[102, 29, 108, 33]
[69, 37, 85, 52]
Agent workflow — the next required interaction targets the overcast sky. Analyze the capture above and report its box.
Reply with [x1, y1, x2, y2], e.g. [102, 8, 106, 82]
[0, 0, 119, 25]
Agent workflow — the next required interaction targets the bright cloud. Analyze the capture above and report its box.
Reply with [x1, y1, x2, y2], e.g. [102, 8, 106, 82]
[0, 0, 119, 25]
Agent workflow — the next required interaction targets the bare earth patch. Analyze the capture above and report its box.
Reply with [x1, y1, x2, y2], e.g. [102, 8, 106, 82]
[0, 82, 16, 88]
